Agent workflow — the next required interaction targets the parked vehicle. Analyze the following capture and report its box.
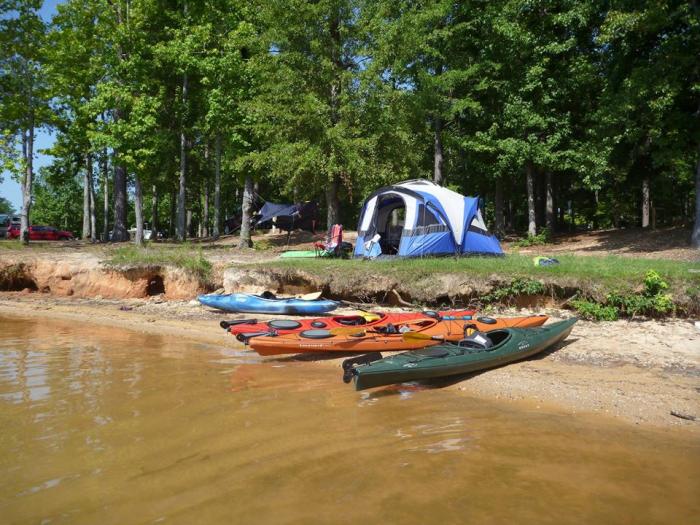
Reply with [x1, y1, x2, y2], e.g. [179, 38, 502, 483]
[0, 215, 20, 239]
[7, 224, 74, 241]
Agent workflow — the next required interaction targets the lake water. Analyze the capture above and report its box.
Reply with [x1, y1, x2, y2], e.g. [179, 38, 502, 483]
[0, 316, 698, 524]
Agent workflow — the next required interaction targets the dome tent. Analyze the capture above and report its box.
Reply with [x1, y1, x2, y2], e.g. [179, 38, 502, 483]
[353, 179, 503, 258]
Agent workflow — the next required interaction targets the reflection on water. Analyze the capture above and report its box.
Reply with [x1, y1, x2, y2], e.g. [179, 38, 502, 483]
[0, 316, 698, 525]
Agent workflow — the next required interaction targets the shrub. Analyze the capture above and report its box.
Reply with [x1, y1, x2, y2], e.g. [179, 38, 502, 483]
[643, 269, 668, 296]
[571, 299, 619, 321]
[606, 270, 674, 317]
[253, 238, 273, 251]
[513, 230, 551, 248]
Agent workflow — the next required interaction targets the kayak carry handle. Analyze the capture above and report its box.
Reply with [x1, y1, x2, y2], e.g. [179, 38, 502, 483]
[341, 352, 383, 383]
[220, 319, 258, 330]
[236, 331, 277, 344]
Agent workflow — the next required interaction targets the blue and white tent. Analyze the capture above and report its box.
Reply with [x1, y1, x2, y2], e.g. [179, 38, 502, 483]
[353, 179, 503, 258]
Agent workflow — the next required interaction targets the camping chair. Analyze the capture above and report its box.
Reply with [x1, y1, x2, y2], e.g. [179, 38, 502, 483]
[314, 224, 351, 257]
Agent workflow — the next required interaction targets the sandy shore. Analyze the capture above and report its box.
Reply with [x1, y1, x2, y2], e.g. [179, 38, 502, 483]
[1, 292, 698, 432]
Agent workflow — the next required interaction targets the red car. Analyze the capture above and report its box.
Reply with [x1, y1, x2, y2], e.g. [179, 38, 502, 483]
[7, 224, 74, 241]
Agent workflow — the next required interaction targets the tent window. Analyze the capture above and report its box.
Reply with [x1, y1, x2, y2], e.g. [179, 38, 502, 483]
[469, 209, 488, 234]
[415, 205, 440, 227]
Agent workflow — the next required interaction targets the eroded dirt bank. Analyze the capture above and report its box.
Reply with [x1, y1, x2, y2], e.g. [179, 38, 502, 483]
[1, 293, 697, 433]
[0, 253, 208, 300]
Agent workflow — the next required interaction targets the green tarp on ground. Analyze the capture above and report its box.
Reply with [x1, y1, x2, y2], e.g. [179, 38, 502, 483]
[279, 250, 328, 259]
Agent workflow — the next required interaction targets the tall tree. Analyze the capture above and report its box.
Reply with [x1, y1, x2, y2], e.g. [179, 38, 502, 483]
[596, 0, 698, 232]
[245, 0, 372, 228]
[0, 0, 49, 244]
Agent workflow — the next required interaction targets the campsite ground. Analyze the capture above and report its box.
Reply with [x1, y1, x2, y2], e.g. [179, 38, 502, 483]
[0, 227, 698, 431]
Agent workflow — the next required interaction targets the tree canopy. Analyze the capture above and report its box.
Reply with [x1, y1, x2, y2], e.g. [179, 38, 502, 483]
[1, 0, 698, 245]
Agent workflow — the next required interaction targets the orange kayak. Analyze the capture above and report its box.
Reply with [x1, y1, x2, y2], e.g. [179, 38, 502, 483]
[248, 315, 549, 356]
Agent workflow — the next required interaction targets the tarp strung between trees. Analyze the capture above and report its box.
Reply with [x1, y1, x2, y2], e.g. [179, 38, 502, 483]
[255, 201, 319, 232]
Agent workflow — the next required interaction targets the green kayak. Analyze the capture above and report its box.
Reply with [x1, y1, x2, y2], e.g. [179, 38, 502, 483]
[344, 318, 577, 391]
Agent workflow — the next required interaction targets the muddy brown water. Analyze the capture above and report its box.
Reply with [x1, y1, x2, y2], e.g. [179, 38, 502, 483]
[0, 317, 698, 524]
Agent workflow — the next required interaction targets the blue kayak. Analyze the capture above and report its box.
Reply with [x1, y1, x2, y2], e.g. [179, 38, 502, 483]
[197, 293, 340, 315]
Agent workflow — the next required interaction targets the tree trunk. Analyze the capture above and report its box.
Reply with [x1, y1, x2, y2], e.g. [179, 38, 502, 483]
[545, 171, 554, 233]
[433, 116, 444, 186]
[691, 150, 700, 248]
[186, 209, 193, 238]
[239, 175, 254, 248]
[151, 185, 158, 238]
[177, 73, 188, 241]
[169, 188, 176, 238]
[558, 204, 565, 230]
[568, 200, 574, 232]
[82, 154, 91, 240]
[642, 177, 650, 228]
[202, 142, 209, 237]
[324, 12, 343, 230]
[326, 176, 340, 227]
[213, 134, 221, 239]
[494, 178, 504, 238]
[20, 123, 34, 245]
[110, 108, 128, 242]
[203, 180, 209, 238]
[102, 151, 109, 241]
[111, 161, 129, 242]
[89, 156, 96, 242]
[134, 174, 144, 246]
[526, 163, 536, 236]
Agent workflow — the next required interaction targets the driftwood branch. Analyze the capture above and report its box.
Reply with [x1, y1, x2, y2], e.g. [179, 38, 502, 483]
[390, 288, 414, 307]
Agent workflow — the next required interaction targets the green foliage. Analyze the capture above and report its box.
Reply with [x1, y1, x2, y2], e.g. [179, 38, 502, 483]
[606, 270, 675, 317]
[571, 300, 620, 321]
[252, 238, 273, 251]
[573, 269, 676, 320]
[482, 278, 545, 304]
[105, 244, 212, 282]
[30, 166, 83, 234]
[513, 230, 551, 248]
[0, 197, 15, 215]
[2, 0, 697, 244]
[643, 270, 669, 296]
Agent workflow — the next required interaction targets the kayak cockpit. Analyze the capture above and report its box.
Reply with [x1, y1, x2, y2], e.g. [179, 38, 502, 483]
[457, 330, 511, 351]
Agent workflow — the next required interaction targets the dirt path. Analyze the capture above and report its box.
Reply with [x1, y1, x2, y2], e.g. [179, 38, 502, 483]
[1, 293, 697, 433]
[510, 226, 699, 262]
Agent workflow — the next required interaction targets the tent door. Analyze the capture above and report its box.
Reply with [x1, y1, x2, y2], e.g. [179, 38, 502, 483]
[376, 202, 405, 255]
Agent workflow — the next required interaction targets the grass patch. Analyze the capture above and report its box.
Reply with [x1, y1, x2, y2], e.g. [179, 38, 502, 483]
[0, 239, 34, 250]
[105, 244, 212, 281]
[252, 253, 699, 289]
[253, 238, 274, 251]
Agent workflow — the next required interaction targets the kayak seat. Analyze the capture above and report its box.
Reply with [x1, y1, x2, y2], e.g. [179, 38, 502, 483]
[375, 323, 398, 334]
[458, 331, 493, 350]
[337, 317, 366, 326]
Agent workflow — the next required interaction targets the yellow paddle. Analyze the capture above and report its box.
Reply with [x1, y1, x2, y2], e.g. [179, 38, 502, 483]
[401, 331, 445, 341]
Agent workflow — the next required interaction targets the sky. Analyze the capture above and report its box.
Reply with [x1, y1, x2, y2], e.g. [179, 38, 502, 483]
[0, 0, 62, 212]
